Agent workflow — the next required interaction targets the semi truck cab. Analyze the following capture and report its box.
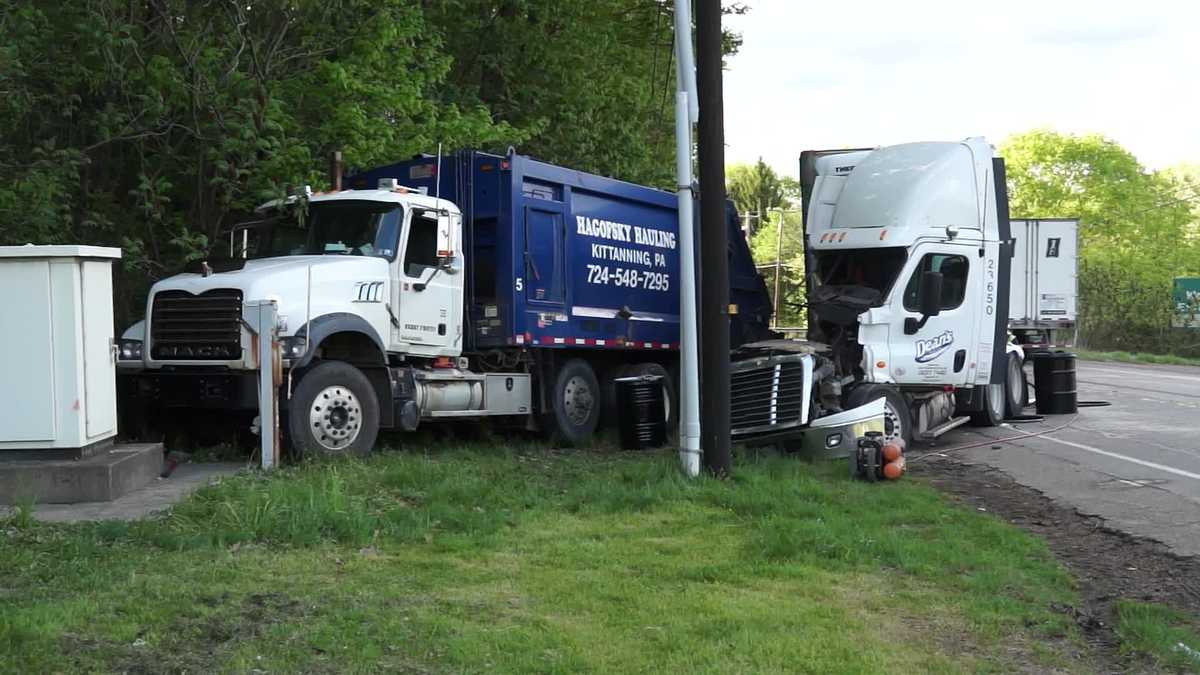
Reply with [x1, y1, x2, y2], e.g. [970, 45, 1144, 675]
[733, 138, 1026, 450]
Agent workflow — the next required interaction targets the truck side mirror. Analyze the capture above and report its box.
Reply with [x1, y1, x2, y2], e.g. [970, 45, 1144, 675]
[905, 271, 944, 335]
[919, 271, 943, 318]
[436, 214, 459, 272]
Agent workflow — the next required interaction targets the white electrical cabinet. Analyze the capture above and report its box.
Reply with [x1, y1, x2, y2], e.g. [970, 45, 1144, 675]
[0, 245, 122, 452]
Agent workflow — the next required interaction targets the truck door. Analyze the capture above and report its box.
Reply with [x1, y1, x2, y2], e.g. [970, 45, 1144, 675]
[889, 246, 981, 387]
[396, 208, 460, 355]
[523, 205, 565, 306]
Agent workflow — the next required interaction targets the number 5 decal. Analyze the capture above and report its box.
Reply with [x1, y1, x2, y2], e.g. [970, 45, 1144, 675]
[515, 277, 524, 292]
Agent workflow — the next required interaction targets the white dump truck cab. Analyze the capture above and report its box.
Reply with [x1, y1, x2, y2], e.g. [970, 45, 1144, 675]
[732, 138, 1026, 450]
[118, 181, 492, 455]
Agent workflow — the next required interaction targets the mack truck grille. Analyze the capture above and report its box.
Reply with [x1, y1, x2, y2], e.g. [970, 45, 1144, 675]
[730, 359, 807, 437]
[150, 289, 243, 360]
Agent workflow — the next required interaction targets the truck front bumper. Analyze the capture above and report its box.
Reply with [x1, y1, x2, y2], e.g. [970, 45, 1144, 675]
[792, 397, 886, 459]
[119, 369, 260, 411]
[737, 397, 887, 460]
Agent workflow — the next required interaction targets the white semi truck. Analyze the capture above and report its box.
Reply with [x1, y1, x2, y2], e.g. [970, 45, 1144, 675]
[731, 138, 1077, 451]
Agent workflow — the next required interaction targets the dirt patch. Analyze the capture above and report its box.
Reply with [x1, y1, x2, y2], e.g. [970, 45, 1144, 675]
[914, 456, 1200, 673]
[58, 592, 311, 674]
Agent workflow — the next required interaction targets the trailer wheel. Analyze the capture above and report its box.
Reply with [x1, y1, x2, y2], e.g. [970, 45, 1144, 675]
[626, 362, 678, 432]
[549, 358, 601, 447]
[288, 360, 380, 458]
[846, 384, 912, 447]
[1004, 352, 1028, 418]
[970, 383, 1005, 427]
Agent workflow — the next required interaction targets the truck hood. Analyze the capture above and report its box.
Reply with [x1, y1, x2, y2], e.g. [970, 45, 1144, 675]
[147, 255, 391, 336]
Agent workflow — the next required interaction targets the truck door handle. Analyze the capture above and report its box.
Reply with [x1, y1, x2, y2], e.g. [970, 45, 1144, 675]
[953, 350, 966, 372]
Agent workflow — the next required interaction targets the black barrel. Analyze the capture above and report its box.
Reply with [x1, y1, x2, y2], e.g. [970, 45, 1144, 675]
[615, 375, 667, 449]
[1031, 351, 1077, 415]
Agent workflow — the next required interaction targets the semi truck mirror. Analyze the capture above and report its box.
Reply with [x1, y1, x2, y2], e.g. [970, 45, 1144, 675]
[919, 271, 943, 318]
[905, 271, 945, 335]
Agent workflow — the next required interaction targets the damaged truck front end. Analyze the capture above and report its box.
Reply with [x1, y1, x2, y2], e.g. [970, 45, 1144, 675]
[730, 340, 885, 458]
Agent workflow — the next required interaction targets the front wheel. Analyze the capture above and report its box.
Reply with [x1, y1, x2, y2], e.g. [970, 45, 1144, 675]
[845, 383, 912, 447]
[288, 361, 380, 458]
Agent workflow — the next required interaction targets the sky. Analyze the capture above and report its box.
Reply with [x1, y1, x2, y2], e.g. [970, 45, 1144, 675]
[722, 0, 1200, 177]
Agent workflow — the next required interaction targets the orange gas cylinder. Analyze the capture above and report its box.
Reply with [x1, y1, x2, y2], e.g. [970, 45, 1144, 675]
[882, 443, 903, 463]
[883, 456, 906, 480]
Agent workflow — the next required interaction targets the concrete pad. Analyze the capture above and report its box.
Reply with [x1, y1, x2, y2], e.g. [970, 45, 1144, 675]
[4, 462, 245, 523]
[0, 443, 162, 504]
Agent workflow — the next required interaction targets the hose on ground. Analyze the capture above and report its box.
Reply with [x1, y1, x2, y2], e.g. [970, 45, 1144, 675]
[907, 414, 1080, 464]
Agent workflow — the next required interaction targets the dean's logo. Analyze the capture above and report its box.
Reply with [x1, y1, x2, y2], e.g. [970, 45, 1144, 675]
[915, 330, 954, 363]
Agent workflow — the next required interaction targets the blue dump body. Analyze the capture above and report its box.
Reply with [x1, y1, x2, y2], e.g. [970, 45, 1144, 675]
[347, 150, 772, 354]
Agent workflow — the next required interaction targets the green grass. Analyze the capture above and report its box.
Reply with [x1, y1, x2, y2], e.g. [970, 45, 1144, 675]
[1076, 348, 1200, 367]
[0, 443, 1086, 673]
[1116, 601, 1200, 671]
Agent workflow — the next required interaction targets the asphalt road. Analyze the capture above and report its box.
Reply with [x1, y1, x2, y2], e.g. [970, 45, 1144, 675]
[917, 359, 1200, 557]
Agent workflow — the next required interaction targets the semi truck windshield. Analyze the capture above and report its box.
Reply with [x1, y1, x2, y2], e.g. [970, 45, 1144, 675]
[813, 247, 907, 302]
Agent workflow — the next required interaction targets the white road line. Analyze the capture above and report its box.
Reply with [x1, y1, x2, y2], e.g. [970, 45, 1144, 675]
[1041, 434, 1200, 481]
[1083, 366, 1200, 384]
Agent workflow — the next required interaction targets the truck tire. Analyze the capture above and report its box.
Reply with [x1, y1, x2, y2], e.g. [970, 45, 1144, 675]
[626, 362, 678, 433]
[845, 384, 912, 447]
[288, 360, 380, 458]
[1004, 352, 1028, 418]
[970, 383, 1005, 427]
[548, 358, 601, 447]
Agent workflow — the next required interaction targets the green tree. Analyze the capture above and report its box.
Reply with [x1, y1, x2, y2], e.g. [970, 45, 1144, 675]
[0, 0, 746, 326]
[726, 158, 798, 233]
[1000, 130, 1200, 353]
[746, 208, 805, 328]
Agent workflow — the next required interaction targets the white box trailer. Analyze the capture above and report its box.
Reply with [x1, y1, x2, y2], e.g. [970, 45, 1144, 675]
[0, 245, 121, 453]
[1009, 218, 1078, 347]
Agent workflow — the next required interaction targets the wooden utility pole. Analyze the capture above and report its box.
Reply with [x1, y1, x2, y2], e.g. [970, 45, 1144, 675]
[696, 0, 731, 476]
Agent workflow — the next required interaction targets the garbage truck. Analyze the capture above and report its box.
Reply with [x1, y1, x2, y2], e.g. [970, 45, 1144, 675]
[117, 150, 772, 454]
[730, 137, 1049, 452]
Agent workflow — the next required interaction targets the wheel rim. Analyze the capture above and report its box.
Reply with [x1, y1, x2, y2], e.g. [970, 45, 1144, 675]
[563, 375, 595, 427]
[1008, 358, 1023, 405]
[309, 385, 362, 451]
[883, 400, 903, 444]
[988, 382, 1005, 419]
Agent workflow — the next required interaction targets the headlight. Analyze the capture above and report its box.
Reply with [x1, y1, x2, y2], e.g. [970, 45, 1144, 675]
[279, 336, 308, 360]
[118, 339, 143, 360]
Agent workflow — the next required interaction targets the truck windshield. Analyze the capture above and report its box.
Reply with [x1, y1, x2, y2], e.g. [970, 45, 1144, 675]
[236, 200, 403, 260]
[304, 201, 402, 259]
[813, 247, 907, 302]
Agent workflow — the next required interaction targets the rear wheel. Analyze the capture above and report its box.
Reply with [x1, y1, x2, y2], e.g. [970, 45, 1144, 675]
[288, 361, 380, 458]
[1004, 352, 1028, 418]
[970, 382, 1005, 427]
[845, 384, 912, 447]
[548, 359, 600, 446]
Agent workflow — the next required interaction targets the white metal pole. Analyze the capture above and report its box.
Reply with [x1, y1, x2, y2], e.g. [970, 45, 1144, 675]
[255, 301, 280, 471]
[674, 1, 699, 123]
[675, 92, 701, 478]
[675, 1, 701, 477]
